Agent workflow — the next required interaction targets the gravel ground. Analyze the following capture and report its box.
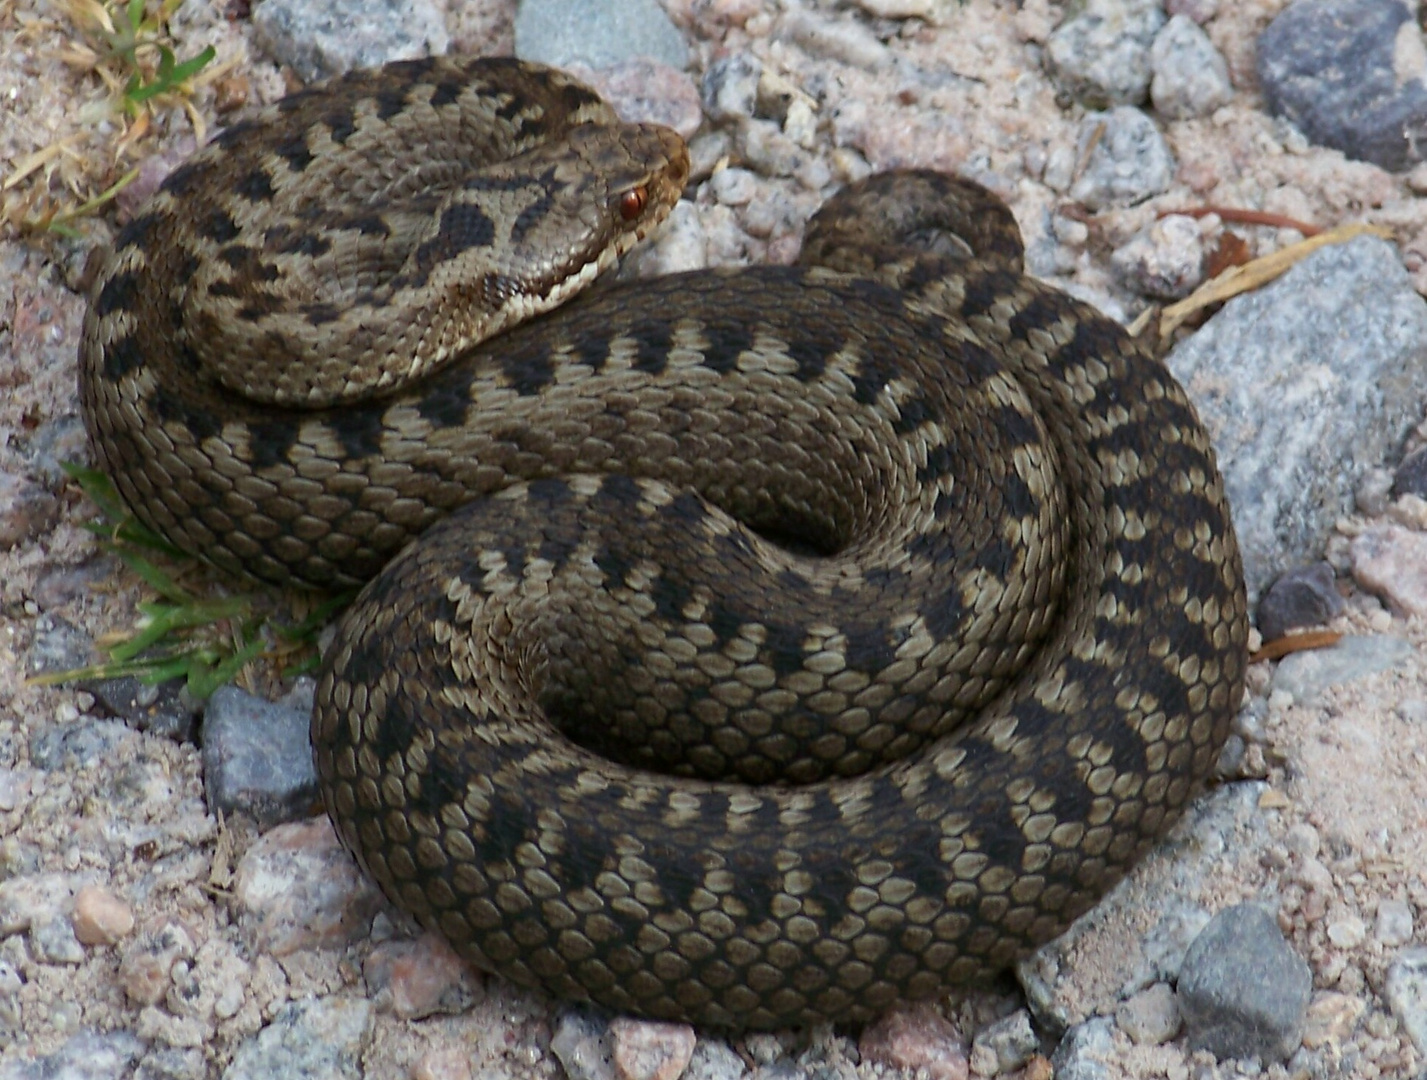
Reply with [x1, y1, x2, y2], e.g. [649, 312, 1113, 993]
[5, 0, 1427, 1078]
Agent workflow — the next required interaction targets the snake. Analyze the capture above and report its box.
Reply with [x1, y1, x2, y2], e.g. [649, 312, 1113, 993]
[77, 56, 1249, 1029]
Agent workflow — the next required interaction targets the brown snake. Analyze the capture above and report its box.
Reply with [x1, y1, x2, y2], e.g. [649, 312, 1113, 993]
[78, 57, 1249, 1029]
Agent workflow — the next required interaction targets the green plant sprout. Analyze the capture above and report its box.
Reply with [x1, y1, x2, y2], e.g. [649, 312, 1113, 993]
[32, 464, 347, 698]
[67, 0, 217, 118]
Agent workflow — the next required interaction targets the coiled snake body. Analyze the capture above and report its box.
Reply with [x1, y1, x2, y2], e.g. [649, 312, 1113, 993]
[79, 57, 1248, 1029]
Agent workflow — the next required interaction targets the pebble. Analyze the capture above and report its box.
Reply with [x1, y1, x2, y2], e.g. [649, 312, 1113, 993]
[1258, 0, 1427, 171]
[550, 1009, 615, 1080]
[232, 818, 383, 955]
[1392, 445, 1427, 499]
[780, 7, 894, 71]
[1049, 1016, 1115, 1080]
[1115, 983, 1181, 1045]
[1358, 465, 1395, 515]
[0, 469, 60, 552]
[24, 615, 93, 680]
[1067, 107, 1175, 210]
[1389, 491, 1427, 531]
[1351, 524, 1427, 616]
[136, 1047, 207, 1080]
[30, 717, 130, 772]
[857, 1001, 970, 1080]
[1110, 214, 1204, 299]
[409, 1046, 473, 1080]
[709, 166, 761, 206]
[362, 932, 478, 1020]
[71, 883, 135, 946]
[200, 683, 319, 829]
[702, 53, 762, 122]
[84, 676, 199, 743]
[968, 1009, 1038, 1075]
[1300, 991, 1366, 1051]
[1149, 14, 1233, 120]
[1326, 914, 1366, 949]
[118, 920, 196, 1007]
[1019, 785, 1260, 1030]
[1044, 0, 1165, 108]
[514, 0, 689, 71]
[223, 996, 373, 1080]
[0, 871, 85, 936]
[1385, 946, 1427, 1056]
[1271, 634, 1415, 707]
[1375, 898, 1415, 947]
[1256, 562, 1344, 641]
[608, 1017, 697, 1080]
[1177, 904, 1312, 1062]
[0, 1031, 146, 1080]
[31, 916, 85, 964]
[1165, 236, 1427, 603]
[681, 1040, 746, 1080]
[251, 0, 449, 83]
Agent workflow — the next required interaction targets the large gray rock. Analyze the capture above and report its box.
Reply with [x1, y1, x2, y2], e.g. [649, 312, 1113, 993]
[1177, 904, 1312, 1061]
[252, 0, 449, 82]
[1166, 236, 1427, 605]
[514, 0, 689, 70]
[1258, 0, 1427, 171]
[1045, 0, 1166, 108]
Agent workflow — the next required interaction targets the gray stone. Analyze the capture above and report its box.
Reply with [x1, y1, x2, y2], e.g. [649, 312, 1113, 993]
[1045, 0, 1166, 108]
[682, 1040, 747, 1080]
[0, 470, 60, 552]
[970, 1009, 1038, 1074]
[201, 683, 319, 829]
[514, 0, 688, 71]
[30, 916, 85, 964]
[0, 1031, 146, 1080]
[30, 719, 129, 772]
[1111, 214, 1204, 299]
[1351, 523, 1427, 616]
[1149, 14, 1233, 120]
[1177, 904, 1312, 1062]
[1165, 236, 1427, 604]
[1393, 444, 1427, 498]
[135, 1049, 207, 1080]
[549, 1009, 615, 1080]
[1115, 982, 1182, 1045]
[1357, 465, 1395, 515]
[1068, 107, 1175, 210]
[24, 614, 91, 678]
[222, 996, 372, 1080]
[1049, 1017, 1116, 1080]
[779, 7, 894, 70]
[1257, 562, 1344, 641]
[252, 0, 449, 84]
[1386, 945, 1427, 1055]
[1258, 0, 1427, 171]
[1376, 898, 1415, 947]
[1020, 784, 1264, 1031]
[86, 677, 200, 742]
[1271, 634, 1415, 706]
[702, 53, 762, 123]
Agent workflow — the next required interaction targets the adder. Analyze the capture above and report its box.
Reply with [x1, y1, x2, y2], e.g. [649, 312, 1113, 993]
[79, 56, 1249, 1029]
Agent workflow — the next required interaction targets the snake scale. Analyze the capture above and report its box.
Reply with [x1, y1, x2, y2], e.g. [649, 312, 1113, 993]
[78, 56, 1248, 1029]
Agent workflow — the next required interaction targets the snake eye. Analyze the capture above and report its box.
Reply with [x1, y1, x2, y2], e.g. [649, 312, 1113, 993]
[619, 186, 648, 221]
